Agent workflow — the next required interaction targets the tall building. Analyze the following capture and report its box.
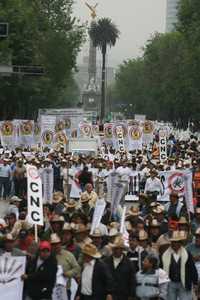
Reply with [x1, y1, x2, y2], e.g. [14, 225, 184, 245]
[166, 0, 179, 32]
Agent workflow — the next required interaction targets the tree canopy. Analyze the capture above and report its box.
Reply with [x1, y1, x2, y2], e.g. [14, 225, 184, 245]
[111, 0, 200, 126]
[0, 0, 85, 119]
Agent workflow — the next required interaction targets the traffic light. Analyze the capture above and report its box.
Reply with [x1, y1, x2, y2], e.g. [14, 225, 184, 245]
[0, 23, 8, 37]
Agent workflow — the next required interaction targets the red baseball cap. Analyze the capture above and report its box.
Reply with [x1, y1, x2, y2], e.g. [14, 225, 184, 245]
[39, 241, 51, 251]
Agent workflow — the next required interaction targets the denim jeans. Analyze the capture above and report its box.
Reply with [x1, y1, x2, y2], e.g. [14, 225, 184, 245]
[167, 282, 192, 300]
[0, 177, 10, 199]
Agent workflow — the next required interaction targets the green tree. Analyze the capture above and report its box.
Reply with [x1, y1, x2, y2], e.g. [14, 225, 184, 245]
[0, 0, 85, 119]
[89, 18, 119, 123]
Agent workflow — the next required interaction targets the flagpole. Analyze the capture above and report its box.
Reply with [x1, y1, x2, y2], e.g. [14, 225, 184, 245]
[35, 224, 38, 243]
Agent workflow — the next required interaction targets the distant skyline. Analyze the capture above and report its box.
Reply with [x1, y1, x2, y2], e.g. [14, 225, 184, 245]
[73, 0, 166, 67]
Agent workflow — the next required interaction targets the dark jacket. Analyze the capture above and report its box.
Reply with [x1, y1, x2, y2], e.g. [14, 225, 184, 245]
[104, 255, 136, 300]
[78, 259, 113, 300]
[161, 248, 198, 291]
[25, 254, 57, 300]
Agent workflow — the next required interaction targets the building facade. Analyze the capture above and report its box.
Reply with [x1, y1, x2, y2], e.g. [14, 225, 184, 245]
[166, 0, 179, 32]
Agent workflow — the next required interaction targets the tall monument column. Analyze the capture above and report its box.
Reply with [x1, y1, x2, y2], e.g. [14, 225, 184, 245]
[82, 3, 100, 114]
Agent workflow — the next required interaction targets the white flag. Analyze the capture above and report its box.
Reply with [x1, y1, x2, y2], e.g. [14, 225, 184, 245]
[0, 255, 26, 300]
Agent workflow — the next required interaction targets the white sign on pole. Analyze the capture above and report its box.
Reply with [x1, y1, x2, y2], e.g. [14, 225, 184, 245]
[27, 164, 44, 226]
[42, 167, 54, 203]
[116, 125, 125, 153]
[0, 255, 26, 300]
[90, 199, 106, 234]
[159, 130, 167, 162]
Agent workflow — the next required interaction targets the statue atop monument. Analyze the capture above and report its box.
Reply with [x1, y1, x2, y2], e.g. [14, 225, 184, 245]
[82, 2, 100, 113]
[85, 2, 98, 19]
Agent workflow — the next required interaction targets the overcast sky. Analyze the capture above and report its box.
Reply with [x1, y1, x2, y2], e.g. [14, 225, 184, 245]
[73, 0, 166, 66]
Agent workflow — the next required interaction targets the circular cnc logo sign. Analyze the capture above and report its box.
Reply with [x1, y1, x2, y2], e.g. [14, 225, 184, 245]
[1, 121, 14, 136]
[28, 166, 39, 180]
[104, 124, 113, 138]
[168, 172, 185, 193]
[129, 126, 142, 140]
[55, 132, 68, 145]
[42, 130, 54, 145]
[80, 124, 92, 137]
[20, 121, 33, 135]
[143, 121, 154, 134]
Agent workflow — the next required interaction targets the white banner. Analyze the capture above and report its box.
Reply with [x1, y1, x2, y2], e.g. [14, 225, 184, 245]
[90, 199, 106, 234]
[41, 115, 56, 147]
[158, 170, 193, 203]
[142, 121, 154, 145]
[159, 130, 167, 162]
[42, 167, 54, 203]
[19, 120, 34, 146]
[0, 255, 26, 300]
[111, 182, 126, 215]
[128, 125, 143, 151]
[0, 121, 16, 148]
[27, 164, 44, 226]
[184, 170, 194, 213]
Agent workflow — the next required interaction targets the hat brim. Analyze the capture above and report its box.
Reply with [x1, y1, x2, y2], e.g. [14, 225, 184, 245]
[82, 250, 102, 259]
[170, 238, 183, 242]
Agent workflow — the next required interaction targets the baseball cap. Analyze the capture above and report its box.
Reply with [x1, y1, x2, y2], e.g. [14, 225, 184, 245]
[39, 241, 51, 251]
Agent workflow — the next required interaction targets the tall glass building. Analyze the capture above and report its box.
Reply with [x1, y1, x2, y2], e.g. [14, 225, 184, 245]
[166, 0, 179, 32]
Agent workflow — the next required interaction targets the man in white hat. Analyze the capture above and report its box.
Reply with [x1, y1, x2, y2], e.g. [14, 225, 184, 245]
[76, 243, 113, 300]
[0, 233, 25, 256]
[104, 236, 136, 300]
[7, 195, 22, 220]
[51, 232, 80, 276]
[161, 230, 198, 300]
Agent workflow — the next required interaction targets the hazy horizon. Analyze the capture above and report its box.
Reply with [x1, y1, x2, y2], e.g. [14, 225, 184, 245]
[73, 0, 166, 67]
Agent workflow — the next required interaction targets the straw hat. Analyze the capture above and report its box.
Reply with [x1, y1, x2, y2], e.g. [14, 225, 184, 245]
[10, 195, 22, 203]
[63, 223, 72, 231]
[149, 219, 160, 227]
[50, 215, 64, 223]
[82, 243, 101, 259]
[128, 207, 139, 216]
[52, 191, 64, 204]
[138, 230, 148, 241]
[111, 236, 126, 249]
[5, 233, 15, 241]
[90, 228, 102, 238]
[150, 169, 158, 175]
[74, 224, 88, 234]
[152, 205, 165, 214]
[50, 233, 61, 244]
[65, 199, 77, 209]
[178, 217, 188, 225]
[80, 194, 90, 203]
[108, 228, 119, 237]
[0, 218, 7, 228]
[109, 222, 120, 230]
[170, 230, 185, 242]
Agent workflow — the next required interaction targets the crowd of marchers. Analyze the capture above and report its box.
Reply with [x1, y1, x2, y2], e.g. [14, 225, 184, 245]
[0, 134, 200, 300]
